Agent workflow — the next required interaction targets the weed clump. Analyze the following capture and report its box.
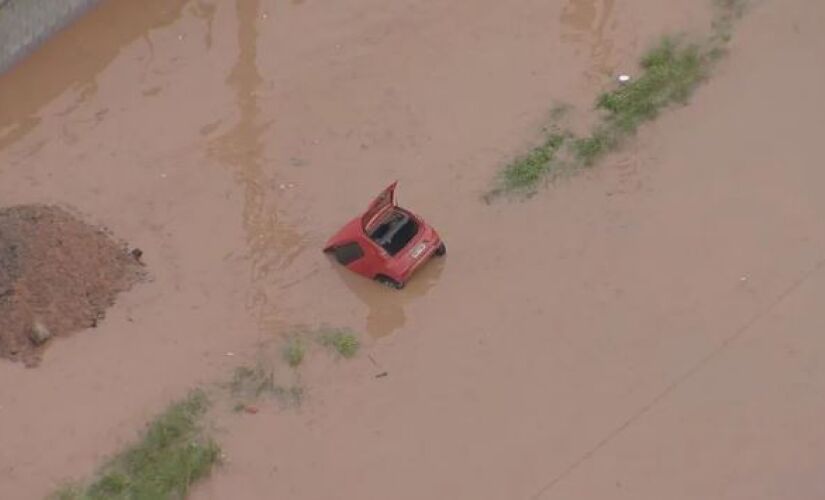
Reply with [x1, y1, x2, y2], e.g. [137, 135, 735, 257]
[318, 329, 360, 358]
[283, 337, 305, 367]
[501, 133, 567, 190]
[53, 390, 220, 500]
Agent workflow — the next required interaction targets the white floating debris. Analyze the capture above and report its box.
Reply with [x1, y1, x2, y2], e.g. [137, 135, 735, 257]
[279, 184, 287, 190]
[740, 275, 749, 282]
[262, 12, 268, 19]
[177, 34, 185, 41]
[618, 74, 631, 84]
[225, 352, 235, 356]
[160, 173, 167, 179]
[29, 321, 52, 345]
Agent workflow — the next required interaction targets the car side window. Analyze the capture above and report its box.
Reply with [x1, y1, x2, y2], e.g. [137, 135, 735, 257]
[334, 242, 364, 265]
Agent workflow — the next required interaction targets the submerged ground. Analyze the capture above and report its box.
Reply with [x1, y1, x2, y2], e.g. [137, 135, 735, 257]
[1, 0, 825, 498]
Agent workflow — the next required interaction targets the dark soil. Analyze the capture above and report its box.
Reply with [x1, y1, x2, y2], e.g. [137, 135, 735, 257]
[0, 204, 143, 366]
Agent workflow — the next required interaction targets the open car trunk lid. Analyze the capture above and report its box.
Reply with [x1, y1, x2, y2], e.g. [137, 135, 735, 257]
[361, 181, 397, 232]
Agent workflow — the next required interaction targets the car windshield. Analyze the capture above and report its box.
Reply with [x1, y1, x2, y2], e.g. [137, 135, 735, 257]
[368, 210, 419, 256]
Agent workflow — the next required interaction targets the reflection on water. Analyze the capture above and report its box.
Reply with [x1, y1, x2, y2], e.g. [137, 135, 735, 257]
[560, 0, 616, 82]
[334, 257, 445, 338]
[209, 0, 306, 333]
[0, 0, 189, 152]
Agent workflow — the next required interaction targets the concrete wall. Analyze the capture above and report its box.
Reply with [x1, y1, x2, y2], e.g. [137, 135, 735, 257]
[0, 0, 100, 74]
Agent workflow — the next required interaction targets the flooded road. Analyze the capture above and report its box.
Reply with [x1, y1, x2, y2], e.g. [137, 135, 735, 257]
[2, 0, 825, 498]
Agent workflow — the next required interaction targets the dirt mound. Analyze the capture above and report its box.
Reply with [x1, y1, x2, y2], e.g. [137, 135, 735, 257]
[0, 205, 143, 366]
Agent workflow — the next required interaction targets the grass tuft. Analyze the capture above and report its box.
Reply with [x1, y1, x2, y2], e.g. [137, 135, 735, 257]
[52, 390, 220, 500]
[501, 133, 567, 191]
[318, 329, 360, 358]
[572, 127, 618, 166]
[282, 337, 305, 367]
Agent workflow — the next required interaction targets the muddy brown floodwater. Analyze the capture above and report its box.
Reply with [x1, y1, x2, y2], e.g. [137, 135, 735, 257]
[1, 0, 825, 499]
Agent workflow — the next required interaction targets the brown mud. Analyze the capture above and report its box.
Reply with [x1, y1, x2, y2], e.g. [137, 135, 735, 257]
[0, 204, 142, 366]
[1, 0, 825, 499]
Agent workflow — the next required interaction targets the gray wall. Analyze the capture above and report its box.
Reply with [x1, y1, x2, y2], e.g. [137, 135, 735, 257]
[0, 0, 100, 74]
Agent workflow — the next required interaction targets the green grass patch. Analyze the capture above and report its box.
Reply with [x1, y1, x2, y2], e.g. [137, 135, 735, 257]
[494, 37, 711, 187]
[491, 0, 748, 195]
[489, 104, 572, 195]
[601, 38, 704, 128]
[282, 337, 305, 367]
[318, 329, 360, 358]
[52, 390, 220, 500]
[571, 127, 618, 167]
[575, 37, 707, 165]
[501, 132, 567, 191]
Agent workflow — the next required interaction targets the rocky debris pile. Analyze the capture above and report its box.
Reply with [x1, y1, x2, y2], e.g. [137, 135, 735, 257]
[0, 204, 143, 366]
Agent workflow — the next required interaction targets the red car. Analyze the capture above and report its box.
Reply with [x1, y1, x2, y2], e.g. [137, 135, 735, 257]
[324, 182, 445, 289]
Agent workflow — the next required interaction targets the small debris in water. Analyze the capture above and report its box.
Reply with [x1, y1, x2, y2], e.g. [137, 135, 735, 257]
[367, 354, 382, 368]
[177, 34, 185, 41]
[243, 405, 259, 414]
[130, 248, 144, 264]
[261, 12, 269, 19]
[29, 321, 52, 345]
[375, 371, 388, 378]
[225, 351, 235, 356]
[740, 275, 749, 282]
[160, 173, 167, 179]
[618, 74, 631, 84]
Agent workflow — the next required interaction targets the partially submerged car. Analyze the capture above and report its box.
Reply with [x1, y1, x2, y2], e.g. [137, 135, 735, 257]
[323, 182, 445, 289]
